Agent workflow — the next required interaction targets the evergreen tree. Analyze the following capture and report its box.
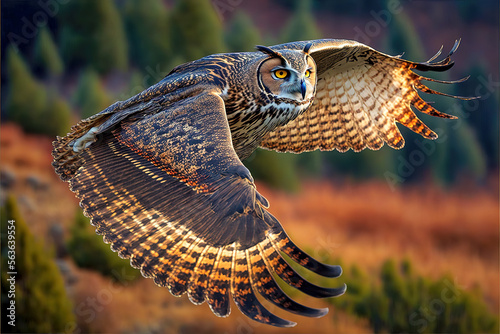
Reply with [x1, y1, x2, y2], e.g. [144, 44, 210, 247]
[116, 69, 147, 102]
[169, 0, 226, 61]
[1, 196, 74, 333]
[59, 0, 128, 73]
[432, 115, 487, 186]
[6, 46, 47, 133]
[43, 94, 72, 137]
[384, 9, 425, 61]
[456, 122, 487, 181]
[281, 0, 322, 42]
[424, 71, 490, 186]
[73, 68, 113, 119]
[244, 149, 300, 193]
[225, 11, 261, 52]
[6, 46, 72, 137]
[67, 212, 141, 283]
[33, 27, 64, 76]
[122, 0, 171, 70]
[455, 1, 496, 24]
[455, 65, 499, 171]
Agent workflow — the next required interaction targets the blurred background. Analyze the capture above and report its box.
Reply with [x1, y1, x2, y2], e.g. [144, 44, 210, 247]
[1, 0, 498, 333]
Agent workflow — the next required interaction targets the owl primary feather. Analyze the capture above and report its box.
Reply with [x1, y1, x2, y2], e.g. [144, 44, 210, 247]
[52, 39, 471, 327]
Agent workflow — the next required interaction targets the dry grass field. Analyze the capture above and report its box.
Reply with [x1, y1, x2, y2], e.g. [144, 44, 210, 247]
[1, 123, 498, 333]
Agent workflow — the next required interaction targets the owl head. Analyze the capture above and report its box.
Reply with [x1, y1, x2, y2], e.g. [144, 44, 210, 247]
[257, 44, 317, 103]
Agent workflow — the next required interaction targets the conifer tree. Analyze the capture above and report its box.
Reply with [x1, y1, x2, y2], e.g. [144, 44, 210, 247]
[33, 27, 64, 76]
[432, 117, 487, 186]
[1, 196, 74, 333]
[122, 0, 171, 70]
[385, 10, 425, 61]
[225, 11, 260, 52]
[6, 46, 47, 133]
[73, 68, 112, 119]
[244, 150, 300, 193]
[43, 94, 72, 137]
[6, 46, 72, 137]
[454, 65, 499, 171]
[281, 0, 322, 42]
[59, 0, 128, 73]
[169, 0, 226, 61]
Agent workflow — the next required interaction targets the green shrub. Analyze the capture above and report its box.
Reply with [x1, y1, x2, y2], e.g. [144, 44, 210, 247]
[67, 212, 141, 283]
[1, 196, 74, 333]
[325, 258, 499, 333]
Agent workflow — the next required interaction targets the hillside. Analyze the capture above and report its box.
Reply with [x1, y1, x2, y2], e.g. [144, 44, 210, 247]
[1, 123, 498, 333]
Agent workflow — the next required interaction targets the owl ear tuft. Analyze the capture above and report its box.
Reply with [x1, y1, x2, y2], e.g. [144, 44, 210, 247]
[256, 45, 287, 64]
[303, 42, 313, 55]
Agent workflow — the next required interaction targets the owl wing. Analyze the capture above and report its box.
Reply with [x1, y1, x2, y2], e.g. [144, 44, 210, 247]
[54, 90, 345, 327]
[261, 39, 471, 152]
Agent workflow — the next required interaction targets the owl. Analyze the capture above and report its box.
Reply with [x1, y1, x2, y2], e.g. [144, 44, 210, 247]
[53, 39, 470, 327]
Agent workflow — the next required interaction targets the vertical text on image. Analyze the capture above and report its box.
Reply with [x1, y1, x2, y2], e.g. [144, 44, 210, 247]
[6, 219, 17, 327]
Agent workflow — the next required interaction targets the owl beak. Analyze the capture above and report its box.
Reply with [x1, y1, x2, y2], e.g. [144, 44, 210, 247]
[300, 79, 307, 100]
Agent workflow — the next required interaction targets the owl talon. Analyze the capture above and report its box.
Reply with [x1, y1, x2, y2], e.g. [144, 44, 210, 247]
[72, 127, 100, 152]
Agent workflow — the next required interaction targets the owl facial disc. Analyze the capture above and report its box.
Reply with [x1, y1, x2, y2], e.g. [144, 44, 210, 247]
[257, 47, 317, 103]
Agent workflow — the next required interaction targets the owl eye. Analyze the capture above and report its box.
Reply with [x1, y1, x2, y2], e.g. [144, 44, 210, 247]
[273, 69, 289, 79]
[304, 69, 311, 78]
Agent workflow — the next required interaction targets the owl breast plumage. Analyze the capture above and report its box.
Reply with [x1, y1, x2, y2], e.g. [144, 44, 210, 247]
[52, 39, 471, 327]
